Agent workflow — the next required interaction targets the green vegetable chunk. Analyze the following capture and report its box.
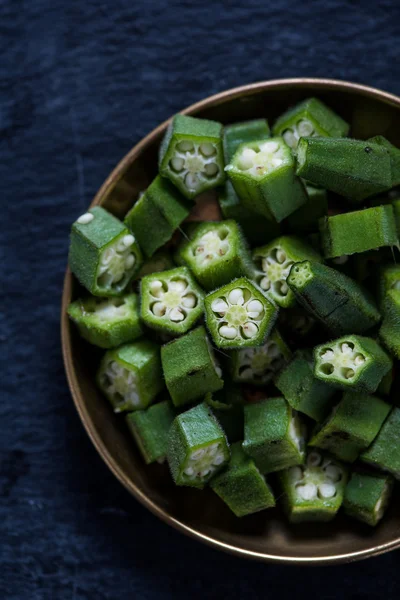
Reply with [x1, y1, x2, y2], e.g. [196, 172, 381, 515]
[223, 118, 270, 163]
[361, 407, 400, 479]
[69, 206, 143, 296]
[344, 471, 393, 526]
[167, 402, 230, 488]
[243, 398, 306, 474]
[68, 293, 143, 349]
[379, 265, 400, 308]
[368, 135, 400, 187]
[286, 184, 328, 234]
[380, 289, 400, 359]
[126, 399, 175, 464]
[210, 442, 275, 517]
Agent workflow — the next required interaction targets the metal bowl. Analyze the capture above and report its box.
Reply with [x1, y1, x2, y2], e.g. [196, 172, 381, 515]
[61, 78, 400, 564]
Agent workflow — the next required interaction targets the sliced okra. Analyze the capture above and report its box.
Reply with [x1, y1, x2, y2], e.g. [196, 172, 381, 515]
[287, 260, 381, 335]
[225, 138, 308, 222]
[309, 392, 391, 463]
[361, 407, 400, 479]
[253, 235, 321, 308]
[379, 264, 400, 308]
[204, 277, 277, 349]
[279, 450, 348, 523]
[223, 118, 270, 163]
[296, 138, 393, 202]
[141, 266, 204, 336]
[159, 114, 225, 200]
[368, 135, 400, 187]
[126, 399, 175, 465]
[136, 249, 175, 279]
[243, 397, 306, 474]
[380, 289, 400, 359]
[229, 329, 291, 386]
[343, 471, 394, 526]
[124, 176, 190, 257]
[175, 220, 254, 291]
[272, 97, 349, 151]
[167, 402, 230, 488]
[319, 205, 398, 258]
[161, 326, 224, 408]
[314, 335, 392, 394]
[97, 340, 164, 413]
[210, 442, 275, 517]
[286, 184, 328, 234]
[69, 206, 143, 296]
[275, 350, 336, 422]
[67, 293, 143, 349]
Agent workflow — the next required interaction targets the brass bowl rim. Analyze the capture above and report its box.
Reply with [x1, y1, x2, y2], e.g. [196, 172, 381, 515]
[61, 77, 400, 565]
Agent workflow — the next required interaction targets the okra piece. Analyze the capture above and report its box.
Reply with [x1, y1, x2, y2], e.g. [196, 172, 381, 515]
[368, 135, 400, 187]
[314, 335, 392, 394]
[361, 407, 400, 479]
[279, 450, 348, 523]
[136, 249, 175, 279]
[223, 118, 270, 163]
[296, 138, 393, 202]
[161, 326, 224, 408]
[319, 205, 398, 258]
[97, 340, 164, 412]
[141, 267, 204, 336]
[286, 184, 328, 234]
[167, 402, 230, 488]
[287, 260, 381, 335]
[210, 442, 275, 517]
[380, 290, 400, 359]
[243, 398, 306, 474]
[309, 392, 391, 462]
[344, 471, 393, 526]
[69, 206, 143, 296]
[204, 277, 277, 349]
[379, 264, 400, 307]
[159, 114, 225, 200]
[275, 350, 336, 421]
[175, 220, 254, 291]
[225, 138, 308, 222]
[229, 329, 291, 386]
[253, 236, 321, 308]
[67, 293, 143, 349]
[124, 176, 190, 257]
[126, 399, 175, 464]
[272, 97, 349, 151]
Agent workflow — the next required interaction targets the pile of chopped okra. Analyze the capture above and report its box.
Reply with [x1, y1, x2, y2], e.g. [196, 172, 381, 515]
[68, 97, 400, 525]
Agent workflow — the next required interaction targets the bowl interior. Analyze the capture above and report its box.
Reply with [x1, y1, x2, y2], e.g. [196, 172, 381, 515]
[62, 79, 400, 563]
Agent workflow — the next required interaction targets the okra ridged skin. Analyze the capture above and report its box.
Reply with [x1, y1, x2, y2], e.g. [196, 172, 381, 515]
[161, 326, 224, 408]
[287, 260, 381, 335]
[285, 184, 328, 234]
[167, 402, 230, 489]
[309, 392, 391, 463]
[67, 293, 143, 349]
[314, 335, 393, 394]
[380, 290, 400, 359]
[69, 206, 143, 296]
[361, 407, 400, 479]
[296, 138, 393, 202]
[223, 119, 270, 164]
[225, 138, 308, 222]
[275, 350, 336, 421]
[319, 205, 398, 258]
[243, 398, 306, 474]
[159, 114, 225, 200]
[368, 135, 400, 187]
[210, 442, 275, 517]
[126, 399, 175, 465]
[343, 471, 394, 526]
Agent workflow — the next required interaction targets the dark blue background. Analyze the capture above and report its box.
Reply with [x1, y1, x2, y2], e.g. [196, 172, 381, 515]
[2, 1, 400, 598]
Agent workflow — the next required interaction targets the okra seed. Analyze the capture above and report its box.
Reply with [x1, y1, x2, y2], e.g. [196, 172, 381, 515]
[204, 163, 219, 177]
[169, 279, 187, 293]
[170, 157, 185, 172]
[345, 368, 355, 379]
[228, 288, 245, 305]
[271, 157, 283, 168]
[260, 277, 271, 290]
[122, 234, 135, 247]
[185, 173, 200, 189]
[199, 142, 216, 157]
[213, 453, 225, 466]
[354, 354, 365, 366]
[238, 148, 257, 170]
[149, 280, 163, 297]
[211, 299, 229, 314]
[307, 451, 322, 467]
[125, 254, 135, 269]
[276, 249, 287, 263]
[191, 448, 206, 460]
[324, 465, 342, 482]
[297, 119, 314, 137]
[219, 325, 238, 339]
[169, 307, 185, 322]
[152, 302, 166, 317]
[177, 140, 194, 153]
[289, 466, 304, 482]
[242, 322, 258, 339]
[77, 212, 94, 224]
[181, 294, 196, 308]
[321, 350, 334, 360]
[282, 129, 297, 148]
[318, 483, 336, 499]
[341, 342, 353, 355]
[184, 466, 194, 476]
[297, 483, 317, 501]
[280, 282, 289, 295]
[259, 141, 279, 153]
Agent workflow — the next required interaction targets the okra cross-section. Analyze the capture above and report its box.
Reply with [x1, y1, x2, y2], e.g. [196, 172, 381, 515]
[210, 442, 275, 517]
[253, 236, 321, 308]
[69, 206, 143, 296]
[287, 260, 381, 335]
[126, 399, 175, 465]
[344, 471, 393, 526]
[67, 293, 143, 349]
[309, 392, 391, 463]
[243, 398, 306, 474]
[167, 402, 230, 489]
[380, 289, 400, 359]
[223, 118, 270, 163]
[159, 114, 225, 200]
[272, 97, 349, 151]
[175, 220, 254, 291]
[314, 335, 392, 394]
[225, 138, 308, 222]
[161, 326, 224, 408]
[229, 329, 291, 386]
[204, 278, 277, 349]
[141, 266, 204, 336]
[361, 407, 400, 479]
[279, 450, 348, 523]
[97, 340, 164, 413]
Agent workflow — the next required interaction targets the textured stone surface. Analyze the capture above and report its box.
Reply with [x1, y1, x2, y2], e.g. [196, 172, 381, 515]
[1, 0, 400, 598]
